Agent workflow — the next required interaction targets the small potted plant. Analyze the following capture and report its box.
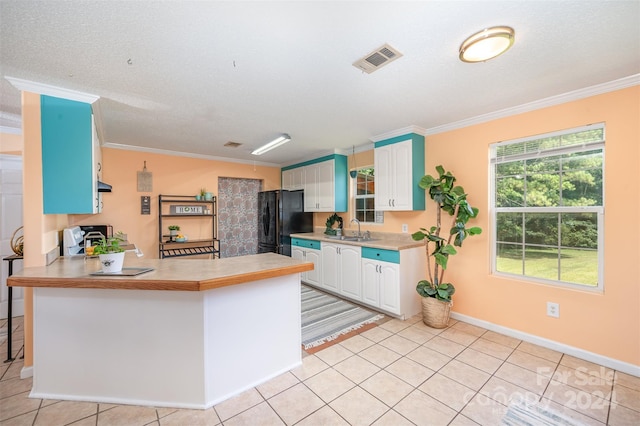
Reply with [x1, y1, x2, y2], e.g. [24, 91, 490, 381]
[168, 225, 180, 237]
[93, 233, 126, 273]
[412, 166, 482, 328]
[196, 188, 207, 201]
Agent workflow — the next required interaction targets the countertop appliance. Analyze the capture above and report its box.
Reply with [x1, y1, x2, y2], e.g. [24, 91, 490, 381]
[62, 225, 113, 257]
[258, 190, 313, 256]
[62, 226, 85, 257]
[80, 225, 112, 247]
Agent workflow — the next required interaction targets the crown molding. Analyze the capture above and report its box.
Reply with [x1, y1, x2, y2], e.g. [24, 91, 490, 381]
[370, 125, 427, 143]
[425, 73, 640, 136]
[5, 76, 100, 104]
[102, 142, 282, 167]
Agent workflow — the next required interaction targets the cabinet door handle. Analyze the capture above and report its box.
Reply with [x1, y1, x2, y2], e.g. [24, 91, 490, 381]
[392, 199, 395, 207]
[388, 199, 391, 206]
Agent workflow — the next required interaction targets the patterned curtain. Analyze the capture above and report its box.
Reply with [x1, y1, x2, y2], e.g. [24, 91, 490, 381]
[217, 177, 262, 257]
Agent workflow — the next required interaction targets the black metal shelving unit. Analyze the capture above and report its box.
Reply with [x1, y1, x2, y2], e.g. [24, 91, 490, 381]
[158, 194, 220, 259]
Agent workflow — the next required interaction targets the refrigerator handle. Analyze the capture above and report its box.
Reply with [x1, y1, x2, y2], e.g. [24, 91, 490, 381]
[263, 203, 270, 236]
[275, 194, 281, 252]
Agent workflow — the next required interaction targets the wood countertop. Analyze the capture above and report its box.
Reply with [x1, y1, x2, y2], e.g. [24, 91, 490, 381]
[290, 231, 425, 251]
[7, 253, 313, 292]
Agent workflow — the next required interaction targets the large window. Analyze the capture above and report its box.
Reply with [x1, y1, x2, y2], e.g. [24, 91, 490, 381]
[491, 124, 604, 290]
[353, 167, 383, 224]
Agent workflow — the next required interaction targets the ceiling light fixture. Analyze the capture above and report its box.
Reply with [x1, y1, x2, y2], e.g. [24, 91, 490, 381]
[459, 26, 515, 63]
[251, 133, 291, 155]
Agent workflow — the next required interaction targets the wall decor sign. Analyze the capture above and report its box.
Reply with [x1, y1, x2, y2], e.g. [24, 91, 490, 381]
[170, 205, 204, 215]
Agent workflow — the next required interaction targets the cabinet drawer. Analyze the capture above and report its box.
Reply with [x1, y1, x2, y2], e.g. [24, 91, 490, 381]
[362, 247, 400, 264]
[292, 238, 321, 250]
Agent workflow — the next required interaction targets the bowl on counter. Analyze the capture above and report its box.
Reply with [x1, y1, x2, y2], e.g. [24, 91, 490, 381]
[175, 236, 187, 242]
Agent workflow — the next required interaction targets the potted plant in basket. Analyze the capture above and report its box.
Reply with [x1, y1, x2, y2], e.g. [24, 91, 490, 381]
[93, 232, 127, 273]
[411, 165, 482, 328]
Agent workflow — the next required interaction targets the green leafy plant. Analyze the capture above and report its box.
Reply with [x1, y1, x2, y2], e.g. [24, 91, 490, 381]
[412, 166, 482, 302]
[199, 187, 207, 197]
[168, 225, 180, 231]
[92, 233, 126, 255]
[324, 213, 343, 235]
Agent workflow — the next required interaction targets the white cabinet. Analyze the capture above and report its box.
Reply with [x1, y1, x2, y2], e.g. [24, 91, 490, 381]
[282, 155, 348, 212]
[362, 257, 400, 315]
[304, 160, 335, 212]
[321, 242, 361, 300]
[373, 134, 425, 211]
[296, 236, 424, 320]
[92, 117, 103, 213]
[361, 246, 422, 319]
[292, 238, 322, 287]
[282, 168, 304, 191]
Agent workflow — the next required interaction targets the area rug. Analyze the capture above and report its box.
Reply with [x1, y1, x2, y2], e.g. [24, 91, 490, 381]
[301, 285, 384, 350]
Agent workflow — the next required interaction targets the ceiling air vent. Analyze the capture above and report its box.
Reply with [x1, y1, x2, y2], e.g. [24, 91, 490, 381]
[224, 141, 242, 148]
[353, 43, 403, 74]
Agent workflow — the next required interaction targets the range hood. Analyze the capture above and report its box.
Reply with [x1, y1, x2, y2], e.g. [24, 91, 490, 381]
[97, 181, 112, 193]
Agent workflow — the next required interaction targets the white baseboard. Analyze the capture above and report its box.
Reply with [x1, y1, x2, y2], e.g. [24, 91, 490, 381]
[450, 312, 640, 378]
[21, 365, 33, 379]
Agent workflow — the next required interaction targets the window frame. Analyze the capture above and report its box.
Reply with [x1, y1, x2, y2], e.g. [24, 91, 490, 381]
[489, 123, 605, 292]
[352, 165, 383, 225]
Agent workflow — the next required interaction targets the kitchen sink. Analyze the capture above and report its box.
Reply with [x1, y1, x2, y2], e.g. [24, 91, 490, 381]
[324, 235, 378, 242]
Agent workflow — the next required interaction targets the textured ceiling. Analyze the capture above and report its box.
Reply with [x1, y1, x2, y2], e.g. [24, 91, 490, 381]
[1, 1, 639, 166]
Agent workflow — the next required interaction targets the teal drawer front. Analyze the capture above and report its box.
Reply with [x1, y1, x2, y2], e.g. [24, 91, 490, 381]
[362, 247, 400, 263]
[292, 238, 321, 250]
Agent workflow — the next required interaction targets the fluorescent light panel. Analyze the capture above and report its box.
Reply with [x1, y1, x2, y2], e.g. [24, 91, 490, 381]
[251, 134, 291, 155]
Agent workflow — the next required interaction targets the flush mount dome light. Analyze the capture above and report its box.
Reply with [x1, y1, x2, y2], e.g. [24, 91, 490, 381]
[459, 26, 515, 63]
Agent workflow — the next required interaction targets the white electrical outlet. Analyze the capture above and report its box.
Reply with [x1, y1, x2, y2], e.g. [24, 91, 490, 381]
[546, 302, 560, 318]
[402, 224, 408, 233]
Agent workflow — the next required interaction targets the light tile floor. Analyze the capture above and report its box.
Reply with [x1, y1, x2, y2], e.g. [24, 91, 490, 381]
[1, 315, 639, 425]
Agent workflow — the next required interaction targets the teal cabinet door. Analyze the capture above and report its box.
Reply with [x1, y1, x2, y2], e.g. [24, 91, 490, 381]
[41, 95, 98, 214]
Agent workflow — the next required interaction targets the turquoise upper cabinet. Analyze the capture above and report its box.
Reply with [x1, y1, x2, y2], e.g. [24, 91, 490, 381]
[374, 133, 425, 211]
[41, 95, 102, 214]
[282, 154, 348, 212]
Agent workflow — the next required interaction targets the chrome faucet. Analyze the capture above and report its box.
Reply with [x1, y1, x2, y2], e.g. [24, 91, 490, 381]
[350, 218, 361, 238]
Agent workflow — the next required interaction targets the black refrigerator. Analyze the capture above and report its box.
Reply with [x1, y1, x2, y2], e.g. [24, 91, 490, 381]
[258, 190, 313, 256]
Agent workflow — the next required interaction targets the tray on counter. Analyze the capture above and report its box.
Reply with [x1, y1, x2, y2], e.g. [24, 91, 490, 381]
[90, 267, 154, 276]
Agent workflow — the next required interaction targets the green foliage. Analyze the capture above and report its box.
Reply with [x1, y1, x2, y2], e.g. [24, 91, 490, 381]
[412, 166, 482, 302]
[92, 235, 126, 255]
[416, 280, 455, 300]
[168, 225, 180, 231]
[324, 213, 343, 235]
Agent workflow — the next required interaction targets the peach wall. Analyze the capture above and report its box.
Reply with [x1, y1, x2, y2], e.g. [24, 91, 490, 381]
[69, 148, 281, 258]
[21, 92, 70, 368]
[421, 86, 639, 366]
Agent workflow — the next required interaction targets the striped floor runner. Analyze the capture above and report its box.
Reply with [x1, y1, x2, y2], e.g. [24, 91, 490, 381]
[301, 285, 384, 349]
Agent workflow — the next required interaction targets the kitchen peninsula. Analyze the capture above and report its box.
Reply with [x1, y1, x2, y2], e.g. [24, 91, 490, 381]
[8, 253, 313, 409]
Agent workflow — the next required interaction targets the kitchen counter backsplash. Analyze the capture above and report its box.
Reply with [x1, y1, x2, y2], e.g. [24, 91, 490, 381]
[291, 227, 424, 251]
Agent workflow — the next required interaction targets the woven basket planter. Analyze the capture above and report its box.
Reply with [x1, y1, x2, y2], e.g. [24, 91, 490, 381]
[421, 297, 452, 329]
